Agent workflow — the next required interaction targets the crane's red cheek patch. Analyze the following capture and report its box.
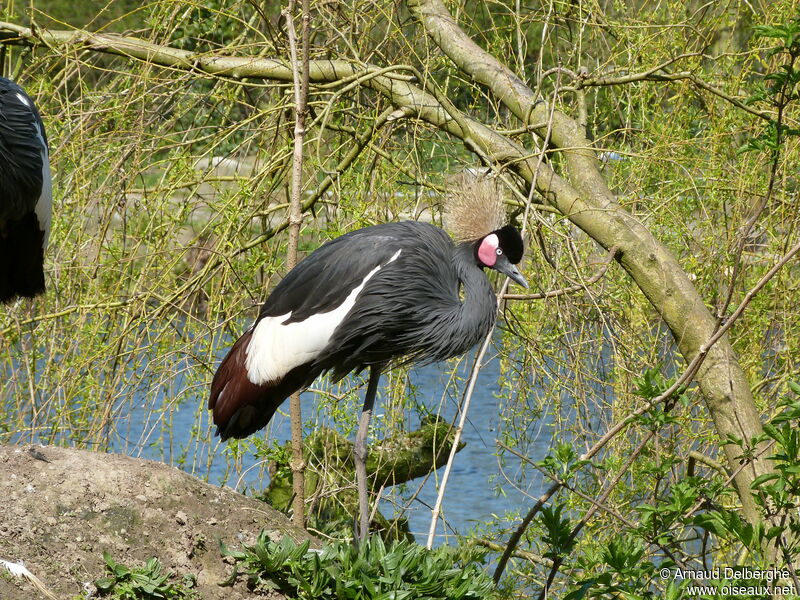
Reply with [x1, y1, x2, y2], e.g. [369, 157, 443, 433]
[478, 234, 499, 267]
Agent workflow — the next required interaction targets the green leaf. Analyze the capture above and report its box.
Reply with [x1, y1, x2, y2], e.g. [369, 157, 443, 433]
[94, 576, 116, 591]
[751, 472, 781, 488]
[565, 579, 595, 600]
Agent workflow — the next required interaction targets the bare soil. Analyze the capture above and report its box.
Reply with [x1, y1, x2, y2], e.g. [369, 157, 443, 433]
[0, 444, 316, 599]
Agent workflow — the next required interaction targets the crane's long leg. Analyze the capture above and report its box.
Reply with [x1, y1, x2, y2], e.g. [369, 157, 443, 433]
[353, 366, 381, 543]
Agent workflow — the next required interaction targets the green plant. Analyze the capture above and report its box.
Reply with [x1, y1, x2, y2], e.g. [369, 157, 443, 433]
[95, 552, 197, 600]
[221, 532, 499, 599]
[561, 382, 800, 600]
[749, 382, 800, 561]
[682, 388, 800, 571]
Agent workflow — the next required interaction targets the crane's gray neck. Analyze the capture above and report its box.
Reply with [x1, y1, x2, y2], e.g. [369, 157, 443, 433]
[449, 242, 497, 353]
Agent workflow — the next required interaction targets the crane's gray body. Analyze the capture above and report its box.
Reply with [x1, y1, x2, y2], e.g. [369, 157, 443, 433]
[209, 220, 523, 440]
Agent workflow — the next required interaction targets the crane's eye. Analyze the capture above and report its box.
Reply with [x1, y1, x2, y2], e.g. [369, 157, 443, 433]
[496, 248, 503, 255]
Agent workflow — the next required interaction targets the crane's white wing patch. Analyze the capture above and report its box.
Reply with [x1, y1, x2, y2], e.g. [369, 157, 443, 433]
[245, 249, 401, 384]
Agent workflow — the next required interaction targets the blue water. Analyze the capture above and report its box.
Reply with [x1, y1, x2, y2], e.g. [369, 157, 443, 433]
[113, 344, 552, 545]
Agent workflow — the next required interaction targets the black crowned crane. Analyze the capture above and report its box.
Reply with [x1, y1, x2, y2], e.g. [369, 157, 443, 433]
[209, 182, 527, 541]
[0, 77, 51, 303]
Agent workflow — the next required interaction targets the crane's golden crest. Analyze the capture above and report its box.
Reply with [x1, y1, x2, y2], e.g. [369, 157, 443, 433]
[443, 172, 507, 242]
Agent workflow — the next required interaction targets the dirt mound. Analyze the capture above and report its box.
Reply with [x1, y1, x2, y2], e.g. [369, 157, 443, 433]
[0, 444, 315, 599]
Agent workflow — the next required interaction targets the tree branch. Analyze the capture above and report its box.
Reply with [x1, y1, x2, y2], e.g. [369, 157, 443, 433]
[502, 246, 619, 301]
[284, 0, 310, 531]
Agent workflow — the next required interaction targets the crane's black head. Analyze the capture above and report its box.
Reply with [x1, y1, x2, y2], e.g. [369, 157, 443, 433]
[475, 225, 528, 288]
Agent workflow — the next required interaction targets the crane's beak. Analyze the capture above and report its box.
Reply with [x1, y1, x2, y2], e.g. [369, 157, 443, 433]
[493, 257, 529, 289]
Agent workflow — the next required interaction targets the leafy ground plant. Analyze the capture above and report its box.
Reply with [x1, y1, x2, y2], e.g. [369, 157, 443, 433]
[221, 532, 500, 599]
[95, 552, 198, 600]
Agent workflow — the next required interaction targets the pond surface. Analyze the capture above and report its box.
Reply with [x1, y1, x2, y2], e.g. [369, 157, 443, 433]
[120, 344, 553, 545]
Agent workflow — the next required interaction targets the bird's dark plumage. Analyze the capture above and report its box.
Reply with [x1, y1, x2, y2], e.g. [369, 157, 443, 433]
[209, 220, 526, 440]
[0, 77, 51, 303]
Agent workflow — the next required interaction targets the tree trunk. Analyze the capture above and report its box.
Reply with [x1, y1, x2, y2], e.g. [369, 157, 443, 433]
[406, 0, 768, 526]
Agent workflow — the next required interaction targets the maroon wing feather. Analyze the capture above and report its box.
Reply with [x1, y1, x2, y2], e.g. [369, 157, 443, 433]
[208, 328, 321, 440]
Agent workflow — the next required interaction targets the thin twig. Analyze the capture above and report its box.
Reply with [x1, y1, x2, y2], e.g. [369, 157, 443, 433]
[424, 280, 508, 548]
[491, 73, 560, 581]
[716, 51, 795, 322]
[567, 66, 772, 122]
[473, 538, 553, 567]
[283, 0, 310, 530]
[502, 246, 618, 300]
